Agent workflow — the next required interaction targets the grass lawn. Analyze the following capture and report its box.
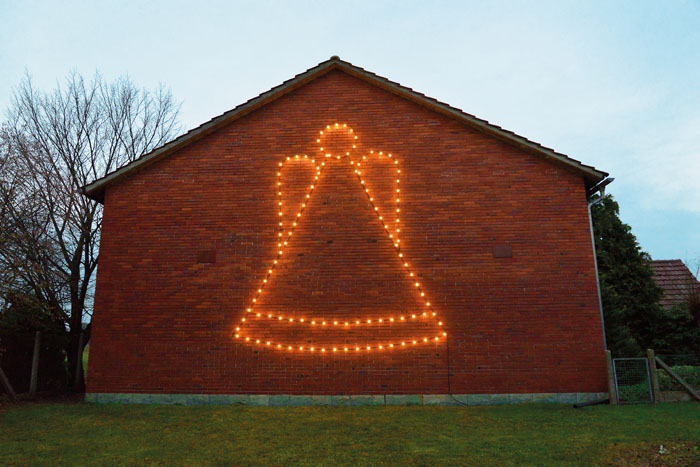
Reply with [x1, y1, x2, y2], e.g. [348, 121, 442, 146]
[1, 402, 699, 465]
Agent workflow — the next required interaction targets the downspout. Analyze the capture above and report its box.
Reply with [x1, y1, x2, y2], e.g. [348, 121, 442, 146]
[586, 178, 614, 350]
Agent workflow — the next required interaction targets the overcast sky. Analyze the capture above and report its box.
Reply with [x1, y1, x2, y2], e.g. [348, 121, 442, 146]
[1, 0, 698, 262]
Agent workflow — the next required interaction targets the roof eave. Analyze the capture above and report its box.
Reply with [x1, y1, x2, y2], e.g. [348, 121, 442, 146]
[333, 59, 607, 185]
[83, 57, 608, 203]
[83, 59, 343, 202]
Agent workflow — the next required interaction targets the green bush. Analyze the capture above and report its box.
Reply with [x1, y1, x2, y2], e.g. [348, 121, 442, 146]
[658, 365, 700, 391]
[618, 382, 652, 402]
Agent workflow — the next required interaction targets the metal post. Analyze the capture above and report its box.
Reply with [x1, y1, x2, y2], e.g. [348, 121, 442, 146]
[587, 201, 608, 350]
[605, 350, 618, 404]
[73, 332, 84, 389]
[647, 349, 661, 403]
[29, 331, 41, 396]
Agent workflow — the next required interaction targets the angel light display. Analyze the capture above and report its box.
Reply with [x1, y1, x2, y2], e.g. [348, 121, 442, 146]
[234, 123, 446, 354]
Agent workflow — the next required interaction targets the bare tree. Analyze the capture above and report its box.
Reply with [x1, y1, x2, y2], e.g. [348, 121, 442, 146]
[1, 125, 65, 317]
[1, 72, 180, 390]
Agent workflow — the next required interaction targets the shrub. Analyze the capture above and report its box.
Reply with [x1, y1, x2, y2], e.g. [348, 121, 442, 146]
[0, 292, 69, 393]
[658, 365, 700, 391]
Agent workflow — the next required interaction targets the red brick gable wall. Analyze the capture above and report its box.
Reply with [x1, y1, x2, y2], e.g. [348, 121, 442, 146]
[88, 70, 607, 395]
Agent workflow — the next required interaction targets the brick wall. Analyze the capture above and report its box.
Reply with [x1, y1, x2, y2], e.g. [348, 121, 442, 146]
[87, 70, 607, 395]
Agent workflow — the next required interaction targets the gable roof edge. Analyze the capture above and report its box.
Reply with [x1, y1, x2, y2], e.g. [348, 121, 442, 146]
[83, 57, 608, 203]
[334, 60, 606, 186]
[82, 59, 340, 202]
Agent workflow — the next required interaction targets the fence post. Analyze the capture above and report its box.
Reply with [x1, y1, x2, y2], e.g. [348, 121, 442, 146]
[646, 349, 660, 403]
[0, 366, 18, 403]
[73, 332, 84, 390]
[29, 331, 41, 396]
[605, 350, 618, 404]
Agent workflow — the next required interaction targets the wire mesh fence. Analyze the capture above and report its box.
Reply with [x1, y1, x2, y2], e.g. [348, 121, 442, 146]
[656, 354, 700, 392]
[612, 358, 652, 404]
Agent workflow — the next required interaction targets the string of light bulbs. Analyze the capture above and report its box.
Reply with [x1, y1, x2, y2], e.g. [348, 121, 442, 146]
[235, 123, 446, 352]
[240, 312, 443, 327]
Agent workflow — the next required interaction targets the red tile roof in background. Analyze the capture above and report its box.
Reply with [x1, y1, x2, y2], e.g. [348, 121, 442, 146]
[651, 259, 700, 310]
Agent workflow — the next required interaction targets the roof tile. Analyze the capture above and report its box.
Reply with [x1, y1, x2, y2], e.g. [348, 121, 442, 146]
[651, 259, 700, 310]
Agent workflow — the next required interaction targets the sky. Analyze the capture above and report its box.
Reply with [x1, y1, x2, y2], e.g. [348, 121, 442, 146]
[1, 0, 699, 263]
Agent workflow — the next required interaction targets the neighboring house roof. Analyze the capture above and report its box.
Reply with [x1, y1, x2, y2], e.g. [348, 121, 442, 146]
[651, 259, 700, 310]
[82, 56, 609, 203]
